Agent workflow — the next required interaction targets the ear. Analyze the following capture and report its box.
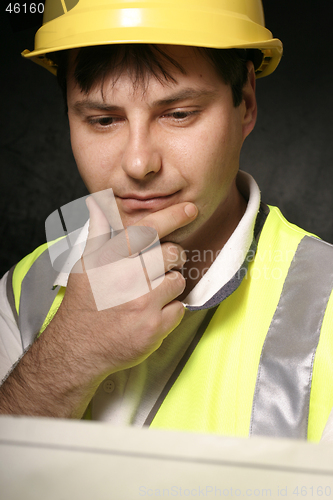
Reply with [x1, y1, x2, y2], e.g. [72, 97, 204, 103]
[241, 61, 257, 141]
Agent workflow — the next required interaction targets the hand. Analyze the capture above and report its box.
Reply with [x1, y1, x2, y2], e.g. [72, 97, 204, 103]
[53, 198, 198, 379]
[0, 199, 197, 418]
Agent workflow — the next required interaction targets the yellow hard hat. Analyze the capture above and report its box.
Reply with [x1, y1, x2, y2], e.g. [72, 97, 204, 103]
[22, 0, 282, 78]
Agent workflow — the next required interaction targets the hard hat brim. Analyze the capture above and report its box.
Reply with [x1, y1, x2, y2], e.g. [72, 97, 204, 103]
[22, 2, 283, 78]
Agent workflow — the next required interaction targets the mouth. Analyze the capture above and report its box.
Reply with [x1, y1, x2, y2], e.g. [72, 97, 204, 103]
[116, 192, 180, 212]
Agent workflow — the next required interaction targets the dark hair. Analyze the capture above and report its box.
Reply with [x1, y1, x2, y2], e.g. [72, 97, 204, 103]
[51, 44, 262, 111]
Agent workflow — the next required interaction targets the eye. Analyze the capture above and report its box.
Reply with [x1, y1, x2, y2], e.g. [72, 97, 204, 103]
[162, 110, 200, 125]
[170, 110, 198, 120]
[87, 116, 124, 129]
[171, 111, 193, 119]
[98, 117, 116, 126]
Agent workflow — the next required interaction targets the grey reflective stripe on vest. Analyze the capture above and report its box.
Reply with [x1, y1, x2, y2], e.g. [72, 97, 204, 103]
[9, 230, 333, 438]
[6, 266, 19, 329]
[18, 249, 59, 350]
[250, 235, 333, 439]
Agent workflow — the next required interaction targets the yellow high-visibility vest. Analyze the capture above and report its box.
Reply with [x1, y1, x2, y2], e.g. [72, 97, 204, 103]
[8, 206, 333, 442]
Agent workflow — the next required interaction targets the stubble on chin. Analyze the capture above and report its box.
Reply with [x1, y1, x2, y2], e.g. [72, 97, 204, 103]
[159, 221, 199, 246]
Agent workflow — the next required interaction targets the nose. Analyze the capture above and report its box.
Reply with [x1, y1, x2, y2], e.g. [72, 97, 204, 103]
[121, 125, 161, 180]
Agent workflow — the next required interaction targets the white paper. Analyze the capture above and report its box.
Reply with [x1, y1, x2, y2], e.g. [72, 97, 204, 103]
[1, 416, 333, 500]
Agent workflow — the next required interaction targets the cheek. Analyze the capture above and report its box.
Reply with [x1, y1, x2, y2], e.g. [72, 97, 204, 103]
[208, 114, 243, 176]
[69, 120, 89, 169]
[69, 123, 111, 191]
[192, 120, 243, 206]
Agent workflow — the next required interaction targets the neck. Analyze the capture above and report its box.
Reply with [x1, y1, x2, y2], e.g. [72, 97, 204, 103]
[178, 183, 247, 302]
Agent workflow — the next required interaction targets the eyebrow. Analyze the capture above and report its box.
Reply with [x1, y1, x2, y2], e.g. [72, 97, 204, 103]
[72, 88, 218, 114]
[151, 88, 218, 107]
[72, 101, 122, 114]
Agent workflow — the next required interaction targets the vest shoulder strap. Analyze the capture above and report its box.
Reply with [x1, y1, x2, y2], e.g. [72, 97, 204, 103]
[9, 243, 63, 350]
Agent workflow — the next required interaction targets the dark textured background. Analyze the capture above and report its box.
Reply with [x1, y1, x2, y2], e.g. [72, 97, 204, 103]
[1, 1, 333, 278]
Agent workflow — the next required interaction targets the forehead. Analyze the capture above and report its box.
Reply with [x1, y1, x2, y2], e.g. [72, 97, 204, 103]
[66, 45, 226, 100]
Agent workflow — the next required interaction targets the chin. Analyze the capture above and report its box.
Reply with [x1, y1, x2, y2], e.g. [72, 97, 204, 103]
[160, 222, 198, 246]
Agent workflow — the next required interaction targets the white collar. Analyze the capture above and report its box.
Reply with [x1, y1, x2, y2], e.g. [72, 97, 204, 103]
[183, 170, 260, 307]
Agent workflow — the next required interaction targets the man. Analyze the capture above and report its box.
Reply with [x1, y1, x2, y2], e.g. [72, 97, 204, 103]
[0, 0, 332, 442]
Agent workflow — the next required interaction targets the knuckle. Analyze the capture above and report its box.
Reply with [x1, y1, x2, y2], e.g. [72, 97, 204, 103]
[166, 243, 180, 258]
[117, 272, 134, 292]
[168, 270, 186, 290]
[131, 291, 151, 311]
[145, 315, 163, 335]
[164, 243, 185, 266]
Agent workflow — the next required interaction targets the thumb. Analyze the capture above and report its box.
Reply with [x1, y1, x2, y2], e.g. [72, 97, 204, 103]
[84, 196, 111, 256]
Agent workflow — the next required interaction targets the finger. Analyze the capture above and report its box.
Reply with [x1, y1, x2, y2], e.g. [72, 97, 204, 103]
[140, 298, 185, 355]
[125, 226, 158, 256]
[133, 202, 198, 240]
[151, 269, 186, 307]
[86, 225, 157, 269]
[140, 242, 185, 284]
[86, 201, 197, 266]
[161, 243, 187, 272]
[160, 300, 185, 338]
[150, 270, 186, 336]
[91, 188, 123, 231]
[84, 196, 111, 256]
[85, 201, 197, 270]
